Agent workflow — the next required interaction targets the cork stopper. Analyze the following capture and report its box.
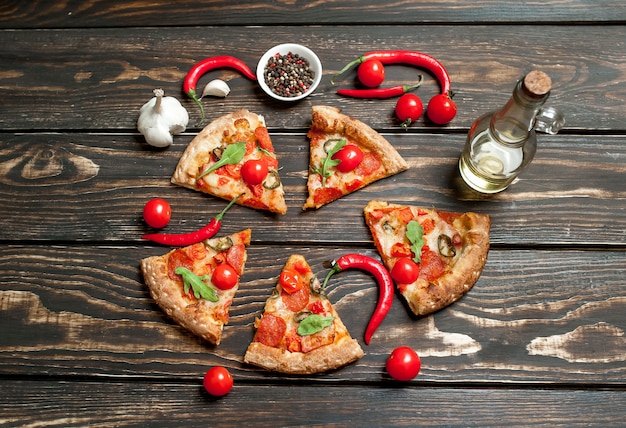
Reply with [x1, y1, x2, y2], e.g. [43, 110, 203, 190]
[522, 70, 552, 97]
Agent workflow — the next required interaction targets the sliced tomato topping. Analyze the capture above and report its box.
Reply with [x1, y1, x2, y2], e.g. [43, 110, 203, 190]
[248, 182, 265, 198]
[216, 163, 242, 179]
[293, 260, 311, 275]
[345, 179, 363, 193]
[285, 333, 302, 352]
[308, 300, 325, 314]
[254, 314, 286, 348]
[313, 187, 343, 206]
[391, 242, 412, 258]
[398, 207, 414, 224]
[421, 218, 435, 235]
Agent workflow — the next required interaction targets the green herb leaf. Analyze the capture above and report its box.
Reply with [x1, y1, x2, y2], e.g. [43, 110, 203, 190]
[297, 314, 335, 336]
[197, 141, 247, 180]
[175, 267, 219, 302]
[314, 139, 346, 187]
[406, 220, 425, 263]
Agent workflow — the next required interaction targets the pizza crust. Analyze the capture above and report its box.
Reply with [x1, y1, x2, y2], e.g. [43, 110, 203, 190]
[244, 336, 364, 375]
[364, 200, 490, 316]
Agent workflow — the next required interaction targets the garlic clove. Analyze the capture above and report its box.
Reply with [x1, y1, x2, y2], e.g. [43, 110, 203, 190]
[201, 79, 231, 98]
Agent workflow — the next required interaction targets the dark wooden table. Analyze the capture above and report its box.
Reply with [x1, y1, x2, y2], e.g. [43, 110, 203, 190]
[1, 1, 625, 426]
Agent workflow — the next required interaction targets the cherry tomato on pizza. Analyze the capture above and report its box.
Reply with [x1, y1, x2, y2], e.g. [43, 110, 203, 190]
[203, 366, 233, 397]
[241, 159, 269, 185]
[332, 144, 364, 173]
[386, 346, 421, 381]
[279, 267, 304, 294]
[426, 93, 457, 125]
[211, 263, 239, 290]
[143, 198, 171, 229]
[395, 93, 423, 128]
[390, 257, 419, 284]
[357, 59, 385, 88]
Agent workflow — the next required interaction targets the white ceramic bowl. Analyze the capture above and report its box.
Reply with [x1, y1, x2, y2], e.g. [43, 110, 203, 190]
[257, 43, 322, 101]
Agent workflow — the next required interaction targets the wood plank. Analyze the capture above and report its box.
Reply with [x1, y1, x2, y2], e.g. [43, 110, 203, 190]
[1, 0, 625, 28]
[1, 245, 624, 384]
[1, 380, 625, 426]
[0, 133, 624, 246]
[1, 25, 625, 131]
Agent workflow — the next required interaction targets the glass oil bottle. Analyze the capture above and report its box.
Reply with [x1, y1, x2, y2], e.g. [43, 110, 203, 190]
[458, 70, 564, 194]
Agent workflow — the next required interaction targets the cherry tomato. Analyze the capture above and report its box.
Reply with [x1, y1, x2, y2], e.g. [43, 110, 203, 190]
[390, 257, 419, 284]
[395, 93, 423, 128]
[279, 267, 303, 294]
[211, 263, 239, 290]
[241, 159, 269, 185]
[143, 198, 171, 229]
[386, 346, 421, 381]
[203, 366, 233, 397]
[357, 59, 385, 88]
[427, 93, 457, 125]
[332, 144, 364, 173]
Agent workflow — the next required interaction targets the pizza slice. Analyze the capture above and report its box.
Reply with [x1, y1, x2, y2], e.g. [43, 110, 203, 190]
[141, 229, 251, 345]
[244, 254, 364, 374]
[302, 105, 408, 210]
[364, 201, 490, 316]
[171, 109, 287, 214]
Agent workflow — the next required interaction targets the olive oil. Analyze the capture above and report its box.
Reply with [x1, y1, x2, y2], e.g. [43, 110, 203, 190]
[458, 70, 554, 194]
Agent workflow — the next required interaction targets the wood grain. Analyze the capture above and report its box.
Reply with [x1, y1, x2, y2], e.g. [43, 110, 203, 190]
[1, 1, 624, 425]
[1, 245, 624, 384]
[0, 26, 625, 131]
[0, 133, 623, 245]
[1, 381, 625, 426]
[1, 0, 625, 28]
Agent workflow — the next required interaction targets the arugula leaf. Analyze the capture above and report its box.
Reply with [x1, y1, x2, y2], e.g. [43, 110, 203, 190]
[175, 267, 219, 302]
[297, 314, 335, 336]
[314, 139, 346, 187]
[197, 141, 247, 180]
[406, 220, 425, 263]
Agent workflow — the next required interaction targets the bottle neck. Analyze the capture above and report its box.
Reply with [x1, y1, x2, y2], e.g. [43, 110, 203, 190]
[490, 79, 550, 145]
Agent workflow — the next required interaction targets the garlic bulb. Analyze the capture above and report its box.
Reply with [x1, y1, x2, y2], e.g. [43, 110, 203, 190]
[137, 89, 189, 148]
[201, 79, 231, 98]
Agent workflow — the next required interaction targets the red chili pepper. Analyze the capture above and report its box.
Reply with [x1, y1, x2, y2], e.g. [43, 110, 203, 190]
[332, 50, 452, 94]
[336, 77, 423, 99]
[183, 56, 256, 121]
[322, 253, 394, 345]
[141, 195, 241, 246]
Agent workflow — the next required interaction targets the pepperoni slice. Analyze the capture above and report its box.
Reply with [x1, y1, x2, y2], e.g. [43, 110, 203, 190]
[226, 244, 246, 275]
[255, 126, 274, 152]
[167, 249, 194, 282]
[355, 152, 382, 176]
[419, 249, 446, 281]
[254, 314, 286, 348]
[281, 282, 310, 312]
[313, 187, 343, 206]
